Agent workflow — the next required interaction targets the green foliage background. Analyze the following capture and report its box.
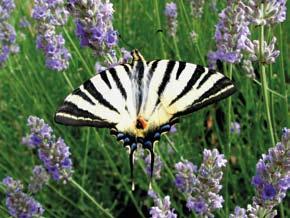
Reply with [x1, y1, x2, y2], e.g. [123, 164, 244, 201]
[0, 0, 289, 217]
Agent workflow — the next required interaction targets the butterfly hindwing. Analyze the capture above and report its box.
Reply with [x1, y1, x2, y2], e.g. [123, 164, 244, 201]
[55, 64, 136, 129]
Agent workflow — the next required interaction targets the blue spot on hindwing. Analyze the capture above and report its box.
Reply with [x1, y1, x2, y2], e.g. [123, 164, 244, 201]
[160, 124, 171, 132]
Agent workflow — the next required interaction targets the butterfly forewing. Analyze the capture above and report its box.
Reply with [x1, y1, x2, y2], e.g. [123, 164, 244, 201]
[143, 60, 236, 126]
[55, 64, 136, 130]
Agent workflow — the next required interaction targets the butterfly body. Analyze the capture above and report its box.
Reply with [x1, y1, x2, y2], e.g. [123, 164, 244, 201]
[55, 49, 236, 189]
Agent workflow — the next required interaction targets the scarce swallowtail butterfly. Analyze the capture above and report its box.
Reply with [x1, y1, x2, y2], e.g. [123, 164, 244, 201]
[55, 49, 236, 190]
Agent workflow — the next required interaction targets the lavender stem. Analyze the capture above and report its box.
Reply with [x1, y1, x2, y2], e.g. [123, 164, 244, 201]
[259, 4, 276, 147]
[69, 178, 114, 218]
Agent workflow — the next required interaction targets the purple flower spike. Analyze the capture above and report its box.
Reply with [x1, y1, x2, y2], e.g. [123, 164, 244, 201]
[2, 177, 44, 218]
[251, 128, 290, 208]
[174, 160, 197, 194]
[174, 148, 227, 217]
[0, 1, 18, 67]
[148, 190, 177, 218]
[164, 2, 178, 37]
[0, 0, 15, 21]
[29, 165, 50, 193]
[23, 116, 73, 182]
[187, 0, 205, 19]
[232, 128, 290, 217]
[32, 0, 70, 71]
[68, 0, 118, 56]
[145, 154, 163, 179]
[208, 1, 250, 68]
[245, 0, 287, 26]
[229, 206, 247, 218]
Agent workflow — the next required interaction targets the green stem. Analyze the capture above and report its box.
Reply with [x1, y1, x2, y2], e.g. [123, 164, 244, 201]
[172, 37, 181, 59]
[278, 24, 289, 126]
[269, 65, 277, 139]
[259, 7, 276, 147]
[252, 79, 286, 99]
[70, 179, 114, 218]
[48, 184, 91, 218]
[154, 0, 166, 58]
[62, 72, 74, 90]
[81, 128, 91, 202]
[225, 63, 233, 217]
[62, 27, 93, 75]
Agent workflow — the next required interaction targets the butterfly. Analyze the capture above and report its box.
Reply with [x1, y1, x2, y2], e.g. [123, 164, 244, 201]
[55, 49, 236, 189]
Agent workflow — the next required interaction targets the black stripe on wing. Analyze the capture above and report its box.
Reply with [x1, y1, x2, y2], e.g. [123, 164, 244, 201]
[100, 71, 112, 89]
[154, 60, 176, 108]
[122, 64, 131, 79]
[83, 80, 120, 114]
[176, 61, 186, 80]
[173, 77, 236, 117]
[109, 68, 127, 99]
[196, 69, 216, 89]
[148, 60, 159, 81]
[170, 64, 205, 106]
[157, 61, 175, 97]
[72, 88, 95, 105]
[55, 102, 116, 127]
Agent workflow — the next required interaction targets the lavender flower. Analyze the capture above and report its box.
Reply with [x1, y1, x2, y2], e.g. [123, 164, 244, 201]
[68, 0, 118, 56]
[189, 30, 198, 43]
[247, 203, 277, 218]
[231, 128, 290, 218]
[230, 121, 241, 135]
[95, 48, 132, 74]
[2, 177, 44, 218]
[32, 0, 71, 71]
[145, 154, 163, 179]
[164, 2, 178, 37]
[169, 124, 177, 134]
[29, 165, 50, 193]
[242, 37, 280, 64]
[174, 160, 197, 194]
[148, 190, 177, 218]
[22, 116, 73, 182]
[208, 1, 250, 68]
[174, 149, 227, 217]
[229, 206, 247, 218]
[0, 0, 15, 21]
[0, 0, 18, 66]
[245, 0, 287, 26]
[251, 128, 289, 208]
[187, 0, 205, 19]
[19, 18, 31, 28]
[242, 59, 256, 79]
[2, 177, 23, 192]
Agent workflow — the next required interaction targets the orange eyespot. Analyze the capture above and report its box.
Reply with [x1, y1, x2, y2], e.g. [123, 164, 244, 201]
[136, 117, 148, 130]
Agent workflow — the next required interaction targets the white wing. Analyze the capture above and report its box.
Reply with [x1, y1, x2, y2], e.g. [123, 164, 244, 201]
[55, 64, 136, 132]
[141, 60, 236, 127]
